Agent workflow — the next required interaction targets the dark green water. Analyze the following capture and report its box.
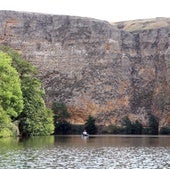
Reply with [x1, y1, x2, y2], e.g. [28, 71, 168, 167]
[0, 135, 170, 168]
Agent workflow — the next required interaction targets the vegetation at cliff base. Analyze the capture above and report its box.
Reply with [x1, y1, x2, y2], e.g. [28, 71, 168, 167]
[0, 47, 54, 137]
[52, 101, 71, 134]
[122, 116, 143, 134]
[84, 115, 97, 134]
[101, 115, 159, 135]
[147, 114, 159, 135]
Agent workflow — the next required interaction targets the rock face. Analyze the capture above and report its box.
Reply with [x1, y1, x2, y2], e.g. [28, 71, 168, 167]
[0, 11, 169, 127]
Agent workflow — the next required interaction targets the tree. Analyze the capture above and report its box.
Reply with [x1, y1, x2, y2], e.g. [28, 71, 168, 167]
[84, 115, 97, 134]
[133, 120, 143, 134]
[0, 51, 23, 137]
[0, 51, 23, 118]
[148, 114, 159, 135]
[122, 116, 143, 134]
[160, 127, 170, 135]
[0, 47, 54, 137]
[52, 101, 70, 122]
[0, 105, 13, 137]
[122, 116, 133, 134]
[52, 101, 71, 134]
[17, 61, 54, 137]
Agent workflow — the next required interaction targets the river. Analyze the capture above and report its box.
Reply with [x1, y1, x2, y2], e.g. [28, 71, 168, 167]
[0, 135, 170, 168]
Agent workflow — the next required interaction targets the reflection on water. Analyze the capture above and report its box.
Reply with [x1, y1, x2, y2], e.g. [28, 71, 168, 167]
[0, 135, 170, 168]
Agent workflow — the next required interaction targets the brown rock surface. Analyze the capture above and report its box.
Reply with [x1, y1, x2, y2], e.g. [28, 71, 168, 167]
[0, 11, 169, 127]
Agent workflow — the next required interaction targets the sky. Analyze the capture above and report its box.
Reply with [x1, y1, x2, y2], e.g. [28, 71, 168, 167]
[0, 0, 170, 22]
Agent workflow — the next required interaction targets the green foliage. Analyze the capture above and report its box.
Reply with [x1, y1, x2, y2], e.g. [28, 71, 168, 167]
[55, 121, 71, 134]
[0, 46, 54, 137]
[17, 62, 54, 137]
[0, 51, 23, 138]
[0, 106, 13, 137]
[121, 115, 158, 135]
[147, 114, 159, 135]
[70, 124, 84, 134]
[122, 116, 143, 134]
[0, 128, 13, 138]
[122, 116, 133, 134]
[101, 125, 123, 134]
[0, 46, 37, 77]
[132, 120, 143, 134]
[84, 115, 97, 134]
[52, 101, 71, 134]
[52, 101, 70, 122]
[160, 127, 170, 135]
[0, 51, 23, 118]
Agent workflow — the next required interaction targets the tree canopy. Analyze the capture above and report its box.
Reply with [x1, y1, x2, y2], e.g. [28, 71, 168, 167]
[0, 46, 54, 137]
[52, 101, 71, 134]
[84, 115, 97, 134]
[0, 51, 23, 137]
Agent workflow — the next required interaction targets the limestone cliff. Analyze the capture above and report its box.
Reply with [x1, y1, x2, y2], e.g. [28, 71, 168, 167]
[0, 11, 169, 127]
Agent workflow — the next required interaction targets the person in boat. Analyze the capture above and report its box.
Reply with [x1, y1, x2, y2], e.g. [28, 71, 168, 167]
[82, 129, 88, 136]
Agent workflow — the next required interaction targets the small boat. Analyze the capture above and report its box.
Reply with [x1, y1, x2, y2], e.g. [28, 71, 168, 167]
[82, 133, 89, 137]
[82, 130, 89, 137]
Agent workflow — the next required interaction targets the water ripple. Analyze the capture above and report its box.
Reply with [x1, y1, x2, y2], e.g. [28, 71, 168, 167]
[0, 136, 170, 169]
